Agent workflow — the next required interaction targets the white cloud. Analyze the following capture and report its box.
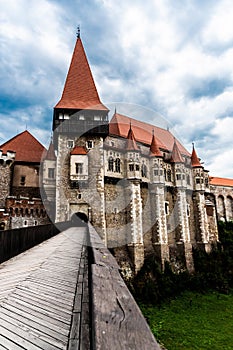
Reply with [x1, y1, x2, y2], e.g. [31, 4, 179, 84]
[0, 0, 233, 177]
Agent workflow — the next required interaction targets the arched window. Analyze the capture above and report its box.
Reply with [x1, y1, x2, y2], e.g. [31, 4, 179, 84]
[153, 164, 159, 176]
[115, 158, 121, 173]
[141, 164, 147, 178]
[108, 157, 114, 172]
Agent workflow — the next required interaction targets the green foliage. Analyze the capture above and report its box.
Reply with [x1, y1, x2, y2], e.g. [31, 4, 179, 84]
[131, 222, 233, 304]
[140, 291, 233, 350]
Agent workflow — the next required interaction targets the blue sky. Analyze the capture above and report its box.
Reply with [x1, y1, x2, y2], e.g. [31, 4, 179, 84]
[1, 0, 233, 177]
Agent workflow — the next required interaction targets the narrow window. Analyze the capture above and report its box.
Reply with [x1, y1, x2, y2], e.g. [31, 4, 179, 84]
[87, 140, 93, 149]
[129, 164, 134, 171]
[48, 168, 55, 179]
[164, 168, 167, 181]
[76, 163, 83, 174]
[187, 204, 190, 217]
[115, 158, 121, 173]
[108, 157, 114, 171]
[20, 176, 26, 186]
[187, 174, 190, 185]
[165, 202, 169, 215]
[136, 164, 140, 171]
[24, 220, 28, 227]
[67, 140, 74, 148]
[141, 164, 147, 178]
[167, 169, 172, 182]
[196, 177, 200, 184]
[176, 173, 181, 181]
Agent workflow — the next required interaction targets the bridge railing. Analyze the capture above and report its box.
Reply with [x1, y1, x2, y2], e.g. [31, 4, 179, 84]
[88, 224, 161, 350]
[0, 221, 72, 264]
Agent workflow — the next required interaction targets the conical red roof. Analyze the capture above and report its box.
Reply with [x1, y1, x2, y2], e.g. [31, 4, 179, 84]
[0, 130, 46, 163]
[150, 132, 163, 157]
[191, 144, 202, 168]
[171, 139, 184, 163]
[126, 124, 139, 151]
[55, 38, 108, 111]
[45, 141, 56, 160]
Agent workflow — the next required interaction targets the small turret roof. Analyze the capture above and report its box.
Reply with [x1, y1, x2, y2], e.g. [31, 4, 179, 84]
[45, 141, 56, 160]
[171, 138, 184, 163]
[55, 38, 108, 111]
[126, 124, 139, 151]
[191, 144, 202, 168]
[150, 132, 163, 157]
[0, 130, 46, 163]
[70, 146, 87, 155]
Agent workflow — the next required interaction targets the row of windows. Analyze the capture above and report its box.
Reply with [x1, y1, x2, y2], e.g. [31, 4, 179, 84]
[9, 207, 46, 217]
[67, 140, 94, 149]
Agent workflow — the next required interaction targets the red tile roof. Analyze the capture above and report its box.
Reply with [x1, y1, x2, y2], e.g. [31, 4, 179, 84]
[110, 113, 190, 156]
[126, 125, 139, 151]
[55, 38, 108, 111]
[70, 146, 87, 155]
[209, 177, 233, 187]
[150, 132, 163, 157]
[0, 130, 46, 163]
[191, 144, 202, 168]
[171, 139, 184, 163]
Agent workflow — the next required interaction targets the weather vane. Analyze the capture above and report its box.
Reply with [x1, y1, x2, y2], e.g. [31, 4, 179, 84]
[76, 25, 80, 38]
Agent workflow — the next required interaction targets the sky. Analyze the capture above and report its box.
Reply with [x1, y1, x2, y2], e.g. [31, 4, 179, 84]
[0, 0, 233, 177]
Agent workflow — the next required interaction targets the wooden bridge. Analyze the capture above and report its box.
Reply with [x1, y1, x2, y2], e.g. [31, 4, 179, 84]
[0, 224, 160, 349]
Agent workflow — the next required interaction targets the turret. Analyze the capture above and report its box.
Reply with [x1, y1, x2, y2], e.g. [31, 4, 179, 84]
[53, 34, 109, 138]
[125, 124, 141, 179]
[149, 131, 164, 184]
[191, 143, 208, 191]
[171, 138, 185, 187]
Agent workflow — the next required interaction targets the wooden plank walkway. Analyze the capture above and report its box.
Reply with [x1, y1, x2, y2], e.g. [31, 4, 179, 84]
[0, 226, 89, 350]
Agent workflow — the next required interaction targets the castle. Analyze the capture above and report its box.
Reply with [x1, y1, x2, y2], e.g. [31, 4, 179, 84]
[0, 131, 49, 229]
[1, 34, 233, 273]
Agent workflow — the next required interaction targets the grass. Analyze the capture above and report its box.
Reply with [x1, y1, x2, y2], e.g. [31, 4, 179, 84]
[140, 291, 233, 350]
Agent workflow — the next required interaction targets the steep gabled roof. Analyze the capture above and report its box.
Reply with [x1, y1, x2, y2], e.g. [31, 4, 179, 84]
[126, 124, 139, 151]
[0, 130, 46, 163]
[55, 38, 108, 111]
[191, 144, 202, 168]
[171, 139, 184, 163]
[150, 132, 163, 157]
[109, 113, 190, 156]
[70, 146, 87, 155]
[209, 177, 233, 187]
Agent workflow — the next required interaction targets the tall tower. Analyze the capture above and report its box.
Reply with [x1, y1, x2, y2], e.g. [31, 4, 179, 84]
[53, 33, 109, 241]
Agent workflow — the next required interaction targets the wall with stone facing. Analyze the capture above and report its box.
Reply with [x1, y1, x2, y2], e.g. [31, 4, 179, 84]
[0, 165, 12, 208]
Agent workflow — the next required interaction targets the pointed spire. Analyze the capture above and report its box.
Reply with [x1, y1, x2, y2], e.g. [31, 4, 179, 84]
[191, 143, 202, 168]
[45, 140, 56, 160]
[126, 124, 139, 151]
[150, 130, 163, 157]
[55, 37, 108, 111]
[171, 138, 184, 163]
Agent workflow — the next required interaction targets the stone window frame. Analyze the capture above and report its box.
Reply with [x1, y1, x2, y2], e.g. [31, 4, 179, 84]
[67, 140, 74, 148]
[86, 140, 94, 149]
[48, 168, 55, 179]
